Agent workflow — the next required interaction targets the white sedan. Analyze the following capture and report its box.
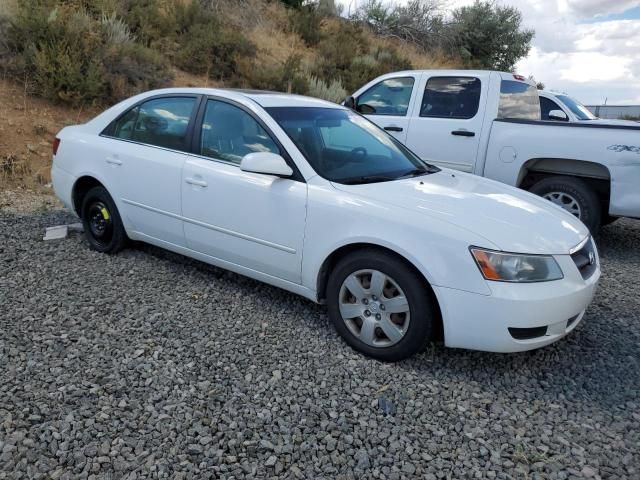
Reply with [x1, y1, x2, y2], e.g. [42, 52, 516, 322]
[51, 88, 600, 361]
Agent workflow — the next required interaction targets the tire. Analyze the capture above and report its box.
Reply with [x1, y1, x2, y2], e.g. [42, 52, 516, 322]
[326, 249, 436, 362]
[529, 176, 602, 232]
[80, 185, 127, 253]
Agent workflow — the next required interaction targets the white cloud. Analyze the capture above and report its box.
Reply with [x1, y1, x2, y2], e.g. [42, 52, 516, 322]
[566, 0, 639, 17]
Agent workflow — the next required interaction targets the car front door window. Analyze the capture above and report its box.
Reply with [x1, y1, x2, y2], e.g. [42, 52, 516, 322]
[200, 100, 280, 165]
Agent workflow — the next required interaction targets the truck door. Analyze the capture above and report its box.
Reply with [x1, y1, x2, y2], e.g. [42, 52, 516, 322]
[404, 74, 486, 172]
[354, 74, 420, 143]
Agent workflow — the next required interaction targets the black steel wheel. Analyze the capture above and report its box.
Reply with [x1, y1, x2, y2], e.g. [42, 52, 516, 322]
[81, 186, 127, 253]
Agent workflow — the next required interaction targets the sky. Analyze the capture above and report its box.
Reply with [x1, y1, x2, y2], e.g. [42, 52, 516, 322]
[337, 0, 640, 105]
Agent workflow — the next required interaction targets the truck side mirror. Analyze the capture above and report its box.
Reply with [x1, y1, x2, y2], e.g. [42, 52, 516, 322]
[343, 96, 356, 109]
[548, 110, 568, 122]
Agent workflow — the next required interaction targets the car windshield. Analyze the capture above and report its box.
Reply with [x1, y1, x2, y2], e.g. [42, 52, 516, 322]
[265, 107, 438, 184]
[556, 94, 597, 120]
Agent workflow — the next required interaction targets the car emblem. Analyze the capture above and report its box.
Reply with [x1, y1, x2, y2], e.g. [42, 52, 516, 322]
[588, 251, 595, 265]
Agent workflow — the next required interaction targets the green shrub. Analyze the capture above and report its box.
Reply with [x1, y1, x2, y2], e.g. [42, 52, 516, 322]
[240, 55, 308, 94]
[288, 5, 322, 46]
[176, 22, 256, 80]
[311, 20, 411, 92]
[305, 74, 346, 103]
[345, 46, 412, 91]
[0, 3, 172, 106]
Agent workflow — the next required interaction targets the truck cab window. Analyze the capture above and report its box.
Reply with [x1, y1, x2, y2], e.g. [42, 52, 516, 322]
[498, 81, 540, 120]
[357, 77, 415, 116]
[420, 77, 481, 119]
[540, 97, 564, 121]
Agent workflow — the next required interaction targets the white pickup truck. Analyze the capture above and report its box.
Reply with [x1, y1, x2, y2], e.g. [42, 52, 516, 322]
[346, 70, 640, 231]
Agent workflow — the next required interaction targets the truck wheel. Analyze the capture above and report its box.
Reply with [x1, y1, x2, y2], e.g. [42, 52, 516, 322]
[326, 249, 436, 362]
[529, 176, 602, 232]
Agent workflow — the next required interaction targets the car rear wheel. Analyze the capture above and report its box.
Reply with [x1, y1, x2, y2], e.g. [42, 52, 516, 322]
[529, 176, 602, 232]
[326, 249, 436, 362]
[81, 186, 127, 253]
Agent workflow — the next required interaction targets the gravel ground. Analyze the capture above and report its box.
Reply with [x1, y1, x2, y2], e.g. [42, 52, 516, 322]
[1, 210, 639, 480]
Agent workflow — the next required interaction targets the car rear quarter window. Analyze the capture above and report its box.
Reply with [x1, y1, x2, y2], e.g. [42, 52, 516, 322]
[106, 97, 197, 151]
[420, 77, 481, 119]
[111, 106, 139, 140]
[356, 77, 415, 116]
[498, 81, 541, 120]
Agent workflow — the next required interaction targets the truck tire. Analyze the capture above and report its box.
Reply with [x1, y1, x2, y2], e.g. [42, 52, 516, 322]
[529, 176, 602, 232]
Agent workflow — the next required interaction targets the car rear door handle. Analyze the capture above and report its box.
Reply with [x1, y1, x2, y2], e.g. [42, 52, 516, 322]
[185, 177, 208, 188]
[384, 126, 403, 132]
[106, 157, 122, 166]
[451, 130, 475, 137]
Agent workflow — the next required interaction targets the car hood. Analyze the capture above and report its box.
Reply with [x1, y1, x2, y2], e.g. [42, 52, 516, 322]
[332, 170, 589, 255]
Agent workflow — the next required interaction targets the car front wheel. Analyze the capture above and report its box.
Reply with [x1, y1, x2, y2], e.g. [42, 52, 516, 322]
[326, 250, 437, 362]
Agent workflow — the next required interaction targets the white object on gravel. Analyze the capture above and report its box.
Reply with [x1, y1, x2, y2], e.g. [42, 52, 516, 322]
[43, 223, 83, 241]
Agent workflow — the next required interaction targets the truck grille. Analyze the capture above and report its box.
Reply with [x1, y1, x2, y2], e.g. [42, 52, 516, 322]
[571, 237, 597, 280]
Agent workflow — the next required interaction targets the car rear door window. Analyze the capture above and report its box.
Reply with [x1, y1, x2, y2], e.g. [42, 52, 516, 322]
[357, 77, 415, 116]
[128, 97, 196, 150]
[420, 77, 481, 119]
[199, 100, 279, 165]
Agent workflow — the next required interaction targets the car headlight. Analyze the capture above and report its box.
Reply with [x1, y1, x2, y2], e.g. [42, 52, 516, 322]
[470, 247, 563, 283]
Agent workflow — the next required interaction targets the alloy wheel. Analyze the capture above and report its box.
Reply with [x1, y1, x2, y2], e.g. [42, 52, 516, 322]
[543, 191, 582, 218]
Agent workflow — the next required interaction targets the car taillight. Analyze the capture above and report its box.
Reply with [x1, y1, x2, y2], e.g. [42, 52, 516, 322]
[53, 137, 61, 155]
[513, 74, 526, 81]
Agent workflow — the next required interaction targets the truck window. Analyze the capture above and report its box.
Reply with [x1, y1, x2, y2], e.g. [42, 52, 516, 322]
[356, 77, 415, 116]
[420, 77, 481, 119]
[498, 81, 540, 120]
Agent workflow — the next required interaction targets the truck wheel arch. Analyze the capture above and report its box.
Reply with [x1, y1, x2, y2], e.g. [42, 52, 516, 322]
[518, 158, 611, 205]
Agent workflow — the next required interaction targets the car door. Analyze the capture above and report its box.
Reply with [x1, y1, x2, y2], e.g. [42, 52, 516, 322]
[404, 75, 486, 173]
[99, 95, 199, 246]
[181, 98, 307, 283]
[355, 75, 418, 142]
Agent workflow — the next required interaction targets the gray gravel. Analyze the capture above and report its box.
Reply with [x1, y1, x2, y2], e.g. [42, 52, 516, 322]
[1, 210, 639, 479]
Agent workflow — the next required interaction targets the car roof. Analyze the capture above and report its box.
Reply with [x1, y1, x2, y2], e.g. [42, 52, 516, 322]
[136, 87, 344, 110]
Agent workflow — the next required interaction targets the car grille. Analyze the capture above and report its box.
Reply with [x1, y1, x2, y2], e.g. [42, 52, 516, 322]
[571, 237, 597, 280]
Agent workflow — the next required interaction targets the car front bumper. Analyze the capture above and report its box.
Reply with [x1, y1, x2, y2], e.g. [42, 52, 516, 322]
[434, 253, 600, 353]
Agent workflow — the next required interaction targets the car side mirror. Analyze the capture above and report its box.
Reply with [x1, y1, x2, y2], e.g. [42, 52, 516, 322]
[548, 109, 568, 121]
[240, 152, 293, 178]
[343, 96, 356, 109]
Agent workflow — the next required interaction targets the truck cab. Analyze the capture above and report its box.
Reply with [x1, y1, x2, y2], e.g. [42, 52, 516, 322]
[348, 70, 640, 232]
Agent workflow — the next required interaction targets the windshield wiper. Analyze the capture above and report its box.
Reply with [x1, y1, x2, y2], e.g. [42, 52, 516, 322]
[399, 165, 440, 178]
[340, 175, 396, 185]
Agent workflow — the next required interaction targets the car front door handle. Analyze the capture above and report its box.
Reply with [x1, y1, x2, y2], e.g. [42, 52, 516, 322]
[106, 157, 122, 166]
[185, 177, 208, 188]
[451, 130, 475, 137]
[384, 126, 403, 132]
